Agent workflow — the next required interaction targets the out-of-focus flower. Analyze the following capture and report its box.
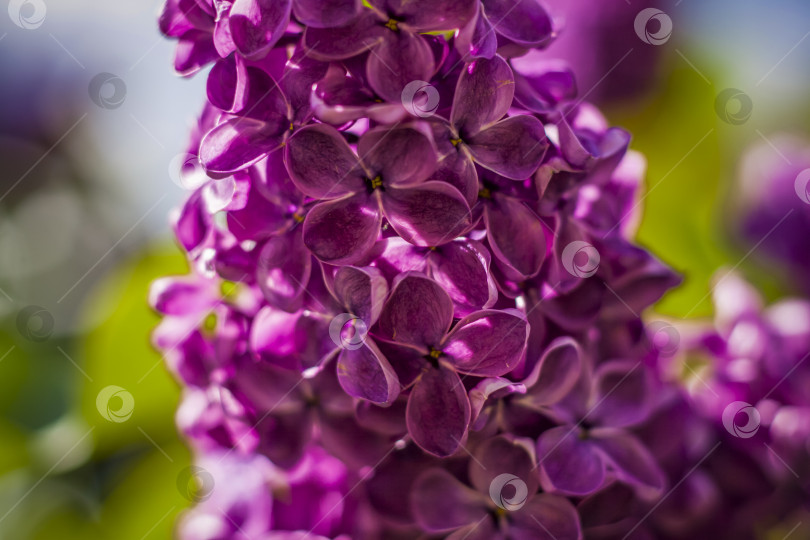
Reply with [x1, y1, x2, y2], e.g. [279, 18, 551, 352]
[733, 134, 810, 293]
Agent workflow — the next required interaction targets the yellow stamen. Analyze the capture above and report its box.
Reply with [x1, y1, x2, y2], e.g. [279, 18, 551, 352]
[478, 187, 492, 199]
[450, 138, 462, 147]
[369, 175, 383, 189]
[428, 347, 441, 359]
[384, 19, 398, 31]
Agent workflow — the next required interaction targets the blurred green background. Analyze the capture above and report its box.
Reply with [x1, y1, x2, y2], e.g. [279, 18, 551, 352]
[1, 0, 809, 538]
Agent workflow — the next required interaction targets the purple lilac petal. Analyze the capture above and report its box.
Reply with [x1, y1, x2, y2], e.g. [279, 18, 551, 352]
[467, 115, 548, 179]
[199, 117, 289, 175]
[376, 272, 454, 349]
[250, 307, 333, 371]
[590, 428, 665, 494]
[481, 0, 553, 49]
[411, 468, 488, 532]
[521, 337, 583, 407]
[469, 376, 525, 427]
[333, 265, 388, 325]
[293, 0, 361, 28]
[451, 55, 514, 137]
[302, 192, 382, 265]
[537, 425, 605, 496]
[285, 123, 365, 199]
[407, 364, 471, 456]
[457, 7, 497, 60]
[428, 239, 497, 316]
[590, 360, 651, 428]
[336, 340, 400, 404]
[442, 309, 528, 376]
[229, 0, 292, 58]
[510, 495, 583, 540]
[469, 435, 538, 495]
[174, 30, 221, 76]
[380, 0, 477, 31]
[303, 11, 385, 60]
[433, 151, 479, 205]
[382, 182, 472, 247]
[367, 30, 436, 103]
[484, 195, 546, 278]
[256, 230, 312, 310]
[358, 125, 438, 186]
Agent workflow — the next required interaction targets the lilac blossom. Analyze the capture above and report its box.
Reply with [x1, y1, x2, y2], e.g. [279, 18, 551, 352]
[148, 1, 742, 538]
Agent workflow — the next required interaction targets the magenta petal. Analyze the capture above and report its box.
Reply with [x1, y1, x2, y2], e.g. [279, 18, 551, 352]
[428, 239, 497, 316]
[336, 340, 400, 405]
[302, 193, 382, 265]
[467, 115, 547, 179]
[333, 265, 388, 325]
[174, 30, 220, 76]
[377, 273, 454, 348]
[285, 124, 365, 199]
[229, 0, 291, 58]
[521, 337, 582, 407]
[590, 428, 665, 495]
[250, 307, 333, 371]
[510, 494, 583, 540]
[469, 376, 524, 430]
[407, 364, 471, 457]
[293, 0, 360, 28]
[412, 468, 488, 532]
[149, 276, 217, 316]
[456, 9, 497, 60]
[387, 0, 477, 31]
[382, 182, 471, 247]
[200, 117, 287, 175]
[590, 360, 651, 428]
[537, 426, 605, 496]
[377, 236, 428, 277]
[433, 151, 479, 205]
[451, 55, 514, 137]
[367, 31, 436, 103]
[481, 0, 553, 49]
[485, 196, 546, 278]
[469, 435, 538, 496]
[256, 230, 312, 311]
[442, 309, 528, 376]
[303, 11, 384, 60]
[281, 47, 330, 124]
[359, 125, 437, 186]
[207, 56, 239, 112]
[159, 0, 212, 38]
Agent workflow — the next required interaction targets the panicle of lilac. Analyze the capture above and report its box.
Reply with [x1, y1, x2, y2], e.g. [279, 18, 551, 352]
[152, 1, 696, 539]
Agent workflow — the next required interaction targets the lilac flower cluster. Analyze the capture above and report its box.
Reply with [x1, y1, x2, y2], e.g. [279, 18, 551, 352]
[647, 270, 810, 538]
[152, 1, 693, 538]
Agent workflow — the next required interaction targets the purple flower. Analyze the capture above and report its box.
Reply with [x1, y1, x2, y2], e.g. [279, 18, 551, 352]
[373, 273, 528, 456]
[285, 123, 471, 264]
[303, 0, 476, 101]
[535, 360, 665, 497]
[733, 135, 810, 293]
[412, 435, 581, 539]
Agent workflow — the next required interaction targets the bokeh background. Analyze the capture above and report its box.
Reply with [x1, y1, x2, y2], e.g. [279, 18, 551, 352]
[0, 0, 808, 537]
